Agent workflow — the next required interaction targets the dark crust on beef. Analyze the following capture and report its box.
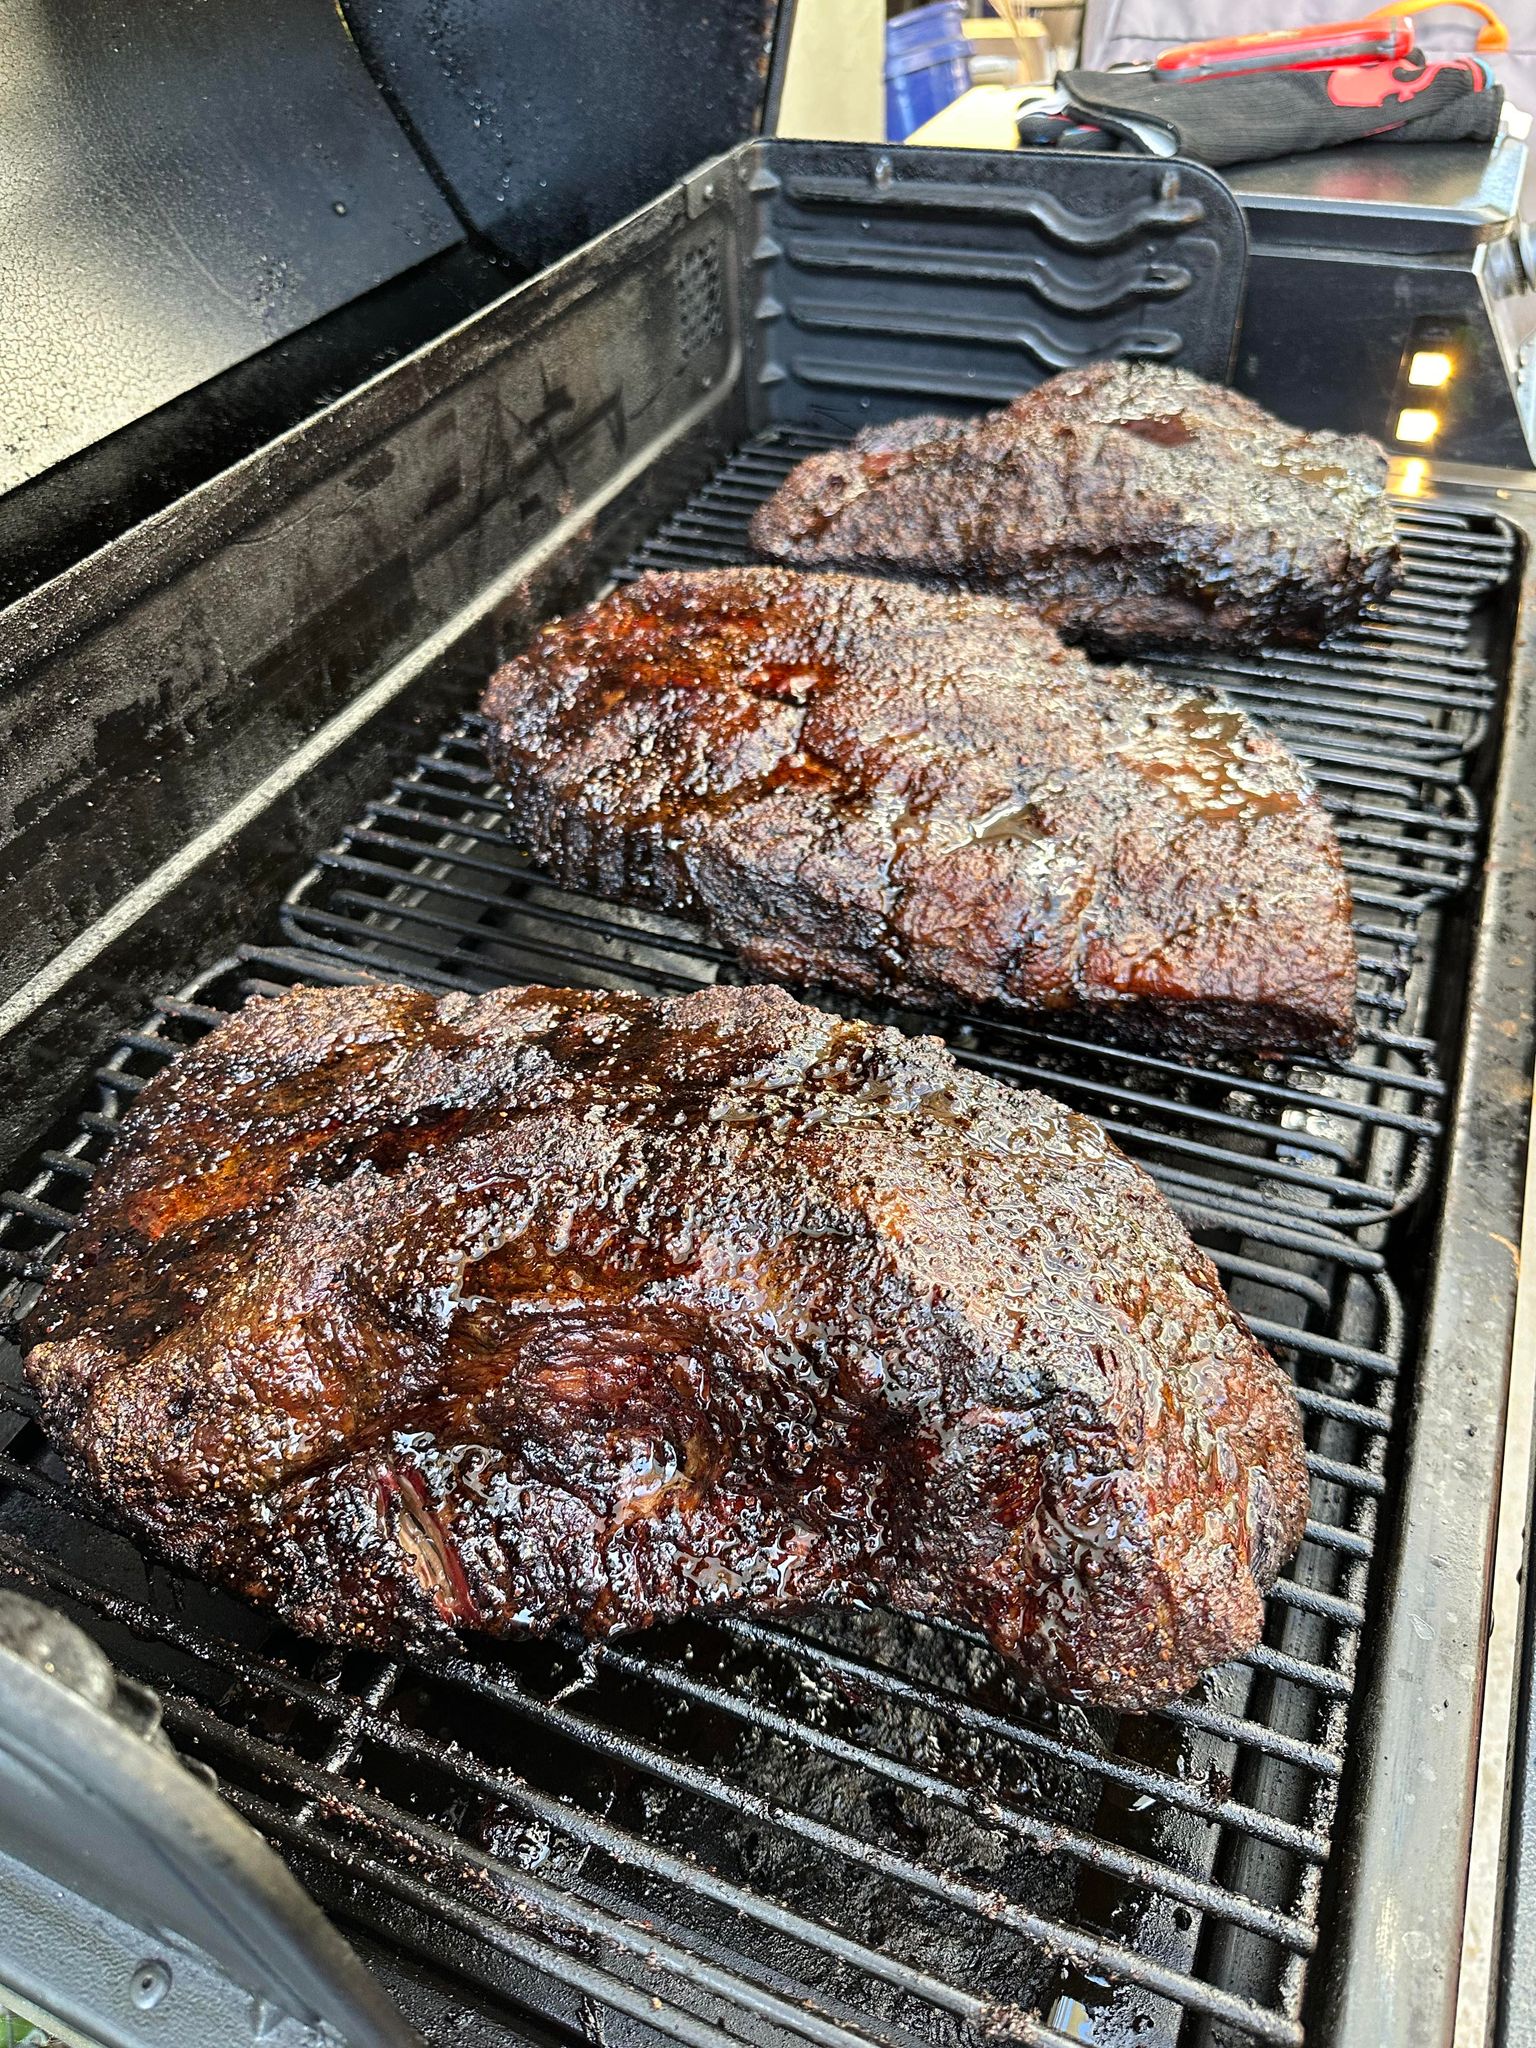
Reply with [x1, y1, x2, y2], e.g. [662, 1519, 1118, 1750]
[24, 980, 1309, 1709]
[748, 361, 1400, 654]
[480, 568, 1358, 1059]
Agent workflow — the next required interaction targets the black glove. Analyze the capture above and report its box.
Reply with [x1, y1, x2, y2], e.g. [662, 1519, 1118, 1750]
[1061, 49, 1503, 169]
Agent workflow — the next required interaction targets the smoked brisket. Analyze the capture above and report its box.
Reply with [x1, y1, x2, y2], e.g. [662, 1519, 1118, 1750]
[481, 568, 1358, 1058]
[25, 979, 1308, 1708]
[749, 361, 1399, 653]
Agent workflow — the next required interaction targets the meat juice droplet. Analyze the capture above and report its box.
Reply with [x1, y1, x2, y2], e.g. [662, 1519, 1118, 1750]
[1122, 699, 1298, 823]
[1118, 413, 1196, 447]
[939, 798, 1043, 854]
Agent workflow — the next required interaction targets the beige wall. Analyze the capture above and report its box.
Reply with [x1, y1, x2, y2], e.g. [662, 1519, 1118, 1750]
[777, 0, 886, 142]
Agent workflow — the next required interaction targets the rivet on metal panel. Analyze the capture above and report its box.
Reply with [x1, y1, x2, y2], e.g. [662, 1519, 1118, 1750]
[130, 1960, 171, 2010]
[684, 166, 724, 219]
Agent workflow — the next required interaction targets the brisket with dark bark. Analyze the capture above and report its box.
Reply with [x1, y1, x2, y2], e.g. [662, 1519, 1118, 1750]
[481, 568, 1358, 1058]
[749, 361, 1399, 653]
[25, 979, 1308, 1707]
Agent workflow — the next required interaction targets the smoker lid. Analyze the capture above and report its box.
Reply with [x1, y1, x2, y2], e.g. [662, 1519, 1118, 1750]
[0, 0, 782, 507]
[1225, 128, 1531, 252]
[340, 0, 782, 273]
[0, 0, 463, 501]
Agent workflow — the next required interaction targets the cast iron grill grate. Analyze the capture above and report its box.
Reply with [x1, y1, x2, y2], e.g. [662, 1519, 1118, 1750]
[0, 431, 1515, 2048]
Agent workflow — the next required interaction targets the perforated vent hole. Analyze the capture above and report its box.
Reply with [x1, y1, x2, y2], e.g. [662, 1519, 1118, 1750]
[675, 243, 724, 361]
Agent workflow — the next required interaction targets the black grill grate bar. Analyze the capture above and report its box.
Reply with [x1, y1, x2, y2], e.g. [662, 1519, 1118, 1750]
[1209, 1251, 1332, 1312]
[588, 1637, 1319, 1951]
[1155, 1694, 1342, 1772]
[1303, 1519, 1371, 1560]
[0, 1192, 79, 1230]
[1275, 750, 1466, 792]
[1343, 805, 1478, 838]
[1173, 667, 1494, 719]
[0, 1529, 1075, 2048]
[1265, 1580, 1364, 1628]
[1248, 1320, 1396, 1377]
[1394, 515, 1510, 543]
[1372, 567, 1490, 598]
[1369, 599, 1475, 632]
[1339, 622, 1469, 657]
[1333, 828, 1475, 871]
[1213, 1642, 1350, 1700]
[1174, 1203, 1388, 1267]
[171, 1715, 935, 2048]
[36, 1151, 96, 1181]
[1292, 1388, 1388, 1433]
[283, 900, 711, 997]
[1392, 541, 1507, 574]
[1306, 1454, 1384, 1498]
[1275, 644, 1495, 684]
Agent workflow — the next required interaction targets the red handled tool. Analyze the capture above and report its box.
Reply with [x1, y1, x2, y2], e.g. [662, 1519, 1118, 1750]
[1153, 3, 1507, 85]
